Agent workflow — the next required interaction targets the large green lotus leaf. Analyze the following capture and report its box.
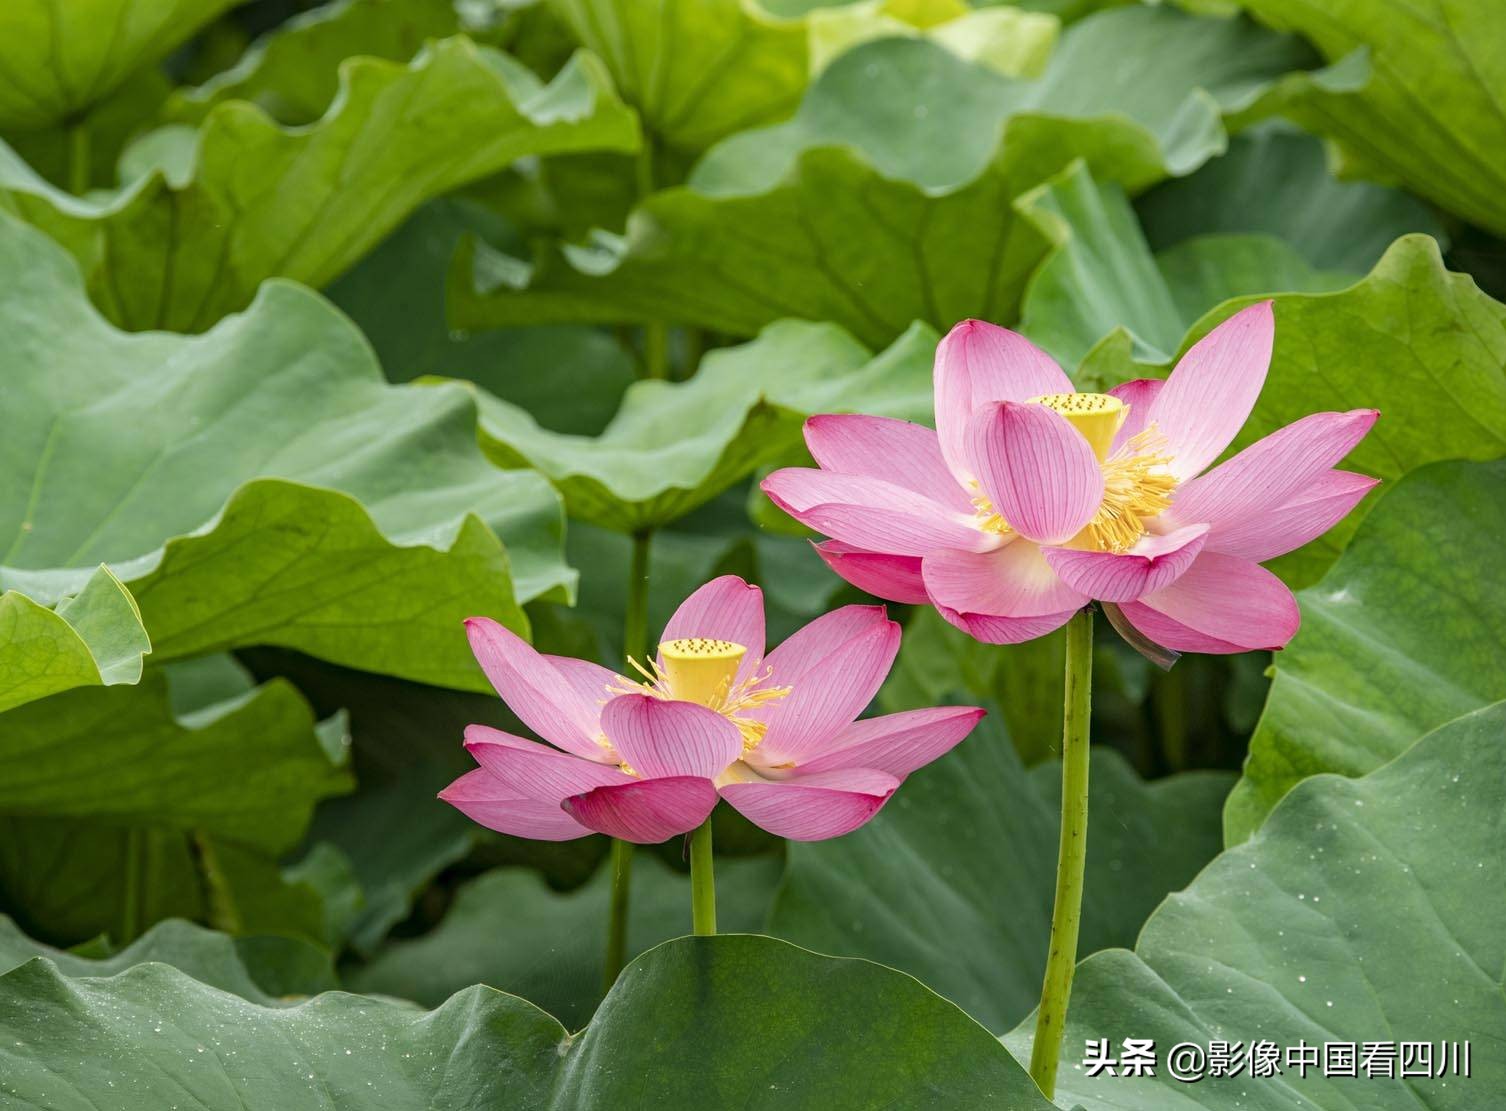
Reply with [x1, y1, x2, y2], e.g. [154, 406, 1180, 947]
[1224, 459, 1506, 844]
[1228, 0, 1506, 237]
[1018, 160, 1354, 374]
[1195, 238, 1506, 586]
[0, 653, 353, 946]
[694, 7, 1309, 197]
[770, 709, 1233, 1033]
[0, 811, 362, 950]
[0, 0, 238, 129]
[1005, 702, 1506, 1108]
[452, 8, 1315, 346]
[2, 65, 171, 194]
[546, 0, 1053, 155]
[0, 934, 1053, 1108]
[0, 38, 638, 332]
[1136, 124, 1446, 274]
[352, 853, 783, 1029]
[1061, 235, 1506, 587]
[472, 317, 934, 532]
[166, 0, 464, 125]
[546, 0, 810, 154]
[0, 669, 346, 853]
[0, 565, 149, 713]
[0, 212, 569, 689]
[0, 915, 336, 1004]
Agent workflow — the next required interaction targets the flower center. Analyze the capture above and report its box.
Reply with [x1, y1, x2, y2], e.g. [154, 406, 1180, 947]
[1082, 427, 1177, 553]
[610, 638, 791, 754]
[659, 637, 746, 706]
[1029, 391, 1125, 461]
[969, 393, 1178, 554]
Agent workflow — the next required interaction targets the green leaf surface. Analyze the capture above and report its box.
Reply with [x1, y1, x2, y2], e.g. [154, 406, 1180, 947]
[0, 934, 1053, 1108]
[1154, 235, 1353, 331]
[2, 66, 171, 193]
[1234, 0, 1506, 236]
[0, 669, 347, 853]
[473, 318, 934, 532]
[1225, 459, 1506, 844]
[1136, 124, 1447, 274]
[0, 38, 639, 331]
[453, 8, 1315, 346]
[547, 0, 813, 154]
[0, 915, 336, 1004]
[1006, 702, 1506, 1108]
[547, 0, 1050, 155]
[0, 212, 570, 690]
[327, 198, 636, 433]
[0, 565, 149, 713]
[1058, 234, 1506, 586]
[1196, 237, 1506, 586]
[352, 852, 783, 1029]
[166, 0, 464, 126]
[0, 0, 237, 129]
[1018, 161, 1354, 373]
[0, 652, 353, 946]
[770, 710, 1233, 1033]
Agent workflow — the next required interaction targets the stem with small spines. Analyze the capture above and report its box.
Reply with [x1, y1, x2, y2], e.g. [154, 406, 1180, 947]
[1028, 607, 1094, 1098]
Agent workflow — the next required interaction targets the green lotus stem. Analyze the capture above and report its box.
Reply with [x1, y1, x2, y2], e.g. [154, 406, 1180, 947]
[1028, 606, 1093, 1099]
[604, 529, 654, 987]
[633, 135, 669, 380]
[119, 827, 146, 945]
[602, 837, 634, 989]
[623, 528, 653, 672]
[1154, 661, 1189, 770]
[642, 321, 669, 380]
[67, 118, 90, 196]
[684, 327, 706, 378]
[689, 818, 716, 935]
[190, 830, 242, 934]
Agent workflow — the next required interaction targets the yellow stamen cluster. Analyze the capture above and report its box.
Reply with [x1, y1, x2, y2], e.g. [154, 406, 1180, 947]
[970, 485, 1012, 536]
[608, 638, 790, 754]
[1080, 428, 1177, 553]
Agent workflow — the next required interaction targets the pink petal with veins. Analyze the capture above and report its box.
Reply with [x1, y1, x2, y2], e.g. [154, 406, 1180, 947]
[965, 402, 1104, 545]
[934, 319, 1073, 482]
[719, 767, 899, 841]
[1148, 301, 1274, 481]
[813, 541, 930, 604]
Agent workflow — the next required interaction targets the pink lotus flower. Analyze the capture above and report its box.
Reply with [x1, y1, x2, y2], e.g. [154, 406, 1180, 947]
[762, 302, 1378, 653]
[440, 576, 982, 843]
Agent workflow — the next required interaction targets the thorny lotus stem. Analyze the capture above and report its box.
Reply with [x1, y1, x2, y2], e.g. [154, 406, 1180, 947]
[604, 529, 654, 988]
[1029, 606, 1094, 1099]
[689, 818, 716, 935]
[602, 837, 634, 990]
